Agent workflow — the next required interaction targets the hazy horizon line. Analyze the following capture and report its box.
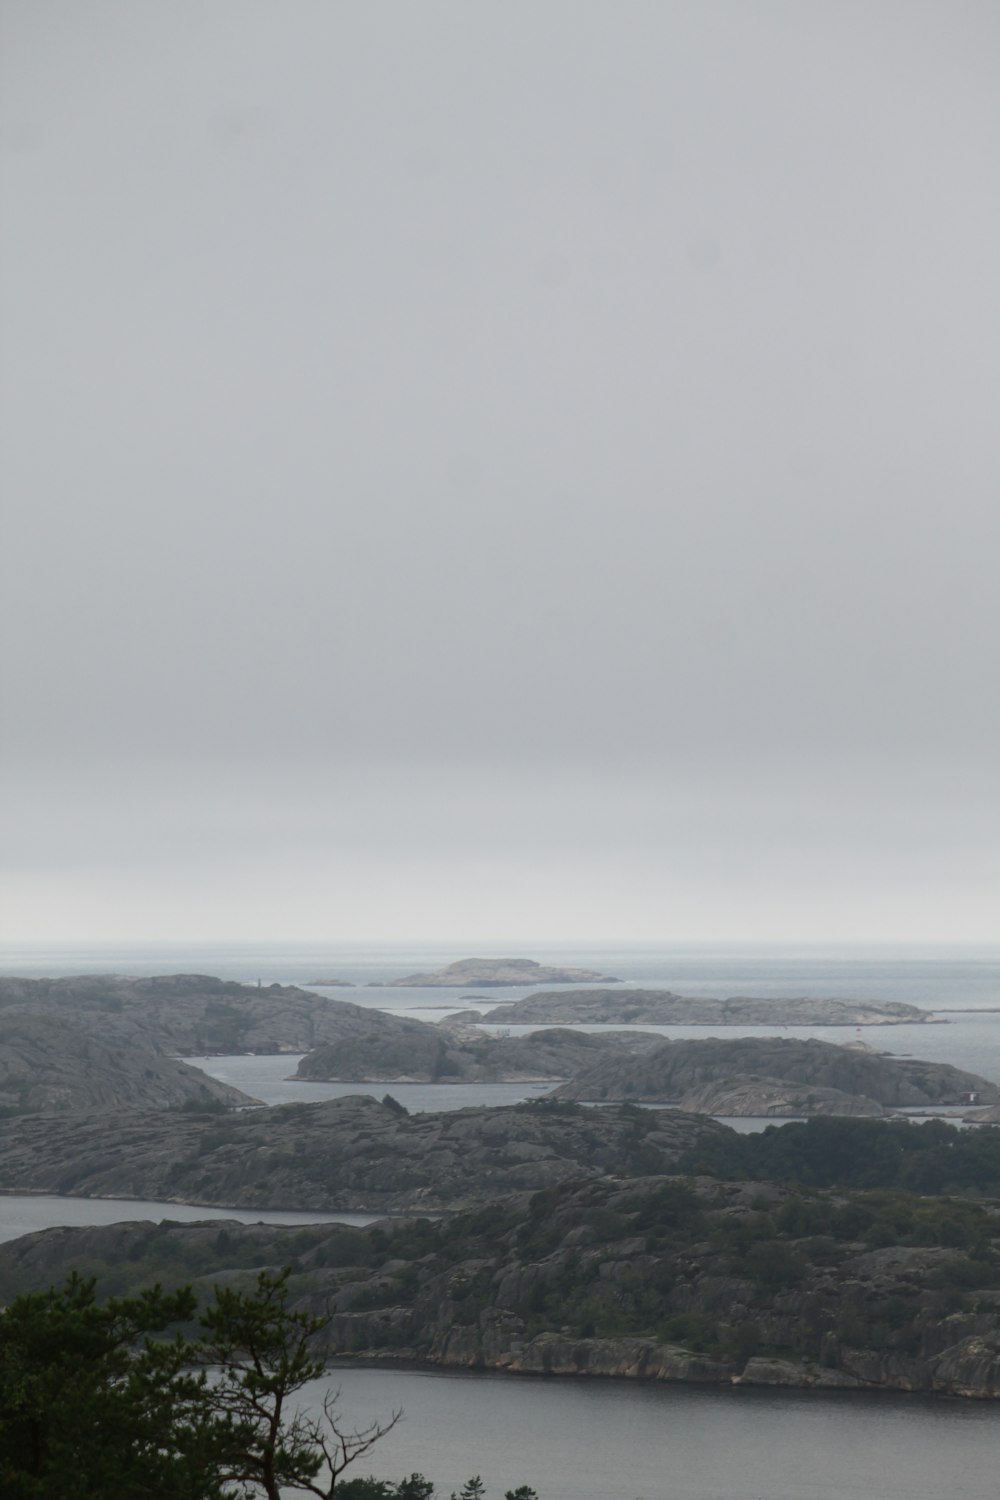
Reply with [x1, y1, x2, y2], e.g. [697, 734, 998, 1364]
[1, 936, 997, 952]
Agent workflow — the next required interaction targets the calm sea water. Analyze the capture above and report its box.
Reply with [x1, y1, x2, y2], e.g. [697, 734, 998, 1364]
[0, 1194, 374, 1246]
[298, 1365, 999, 1500]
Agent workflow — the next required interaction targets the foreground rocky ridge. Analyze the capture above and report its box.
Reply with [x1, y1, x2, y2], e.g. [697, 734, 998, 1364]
[485, 989, 934, 1026]
[552, 1036, 999, 1115]
[0, 1095, 726, 1213]
[3, 1169, 997, 1398]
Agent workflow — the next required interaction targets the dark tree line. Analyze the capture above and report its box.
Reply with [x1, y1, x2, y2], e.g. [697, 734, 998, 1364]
[676, 1116, 1000, 1193]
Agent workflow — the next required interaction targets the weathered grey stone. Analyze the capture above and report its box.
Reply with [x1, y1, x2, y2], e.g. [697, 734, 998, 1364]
[486, 990, 933, 1027]
[553, 1036, 997, 1113]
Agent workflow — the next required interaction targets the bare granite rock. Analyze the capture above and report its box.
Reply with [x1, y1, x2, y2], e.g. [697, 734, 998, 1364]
[0, 1009, 256, 1114]
[0, 1094, 726, 1213]
[675, 1076, 884, 1117]
[552, 1036, 998, 1114]
[966, 1103, 1000, 1123]
[486, 989, 933, 1026]
[0, 974, 438, 1056]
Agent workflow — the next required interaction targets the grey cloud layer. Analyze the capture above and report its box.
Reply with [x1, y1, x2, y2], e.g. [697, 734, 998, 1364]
[1, 2, 997, 938]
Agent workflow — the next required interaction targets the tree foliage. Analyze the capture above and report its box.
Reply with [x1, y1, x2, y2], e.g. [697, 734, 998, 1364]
[0, 1269, 539, 1500]
[0, 1269, 399, 1500]
[676, 1116, 1000, 1194]
[0, 1272, 221, 1500]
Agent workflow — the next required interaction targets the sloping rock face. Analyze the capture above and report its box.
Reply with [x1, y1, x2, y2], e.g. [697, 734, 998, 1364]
[553, 1037, 999, 1114]
[0, 974, 434, 1056]
[967, 1104, 1000, 1123]
[295, 1027, 660, 1084]
[3, 1172, 998, 1399]
[0, 1009, 255, 1114]
[0, 1095, 727, 1213]
[676, 1077, 884, 1117]
[486, 990, 932, 1025]
[385, 958, 619, 988]
[929, 1334, 1000, 1396]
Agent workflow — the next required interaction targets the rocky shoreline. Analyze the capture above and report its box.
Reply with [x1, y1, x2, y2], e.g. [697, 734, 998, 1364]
[3, 1167, 998, 1400]
[328, 1332, 1000, 1399]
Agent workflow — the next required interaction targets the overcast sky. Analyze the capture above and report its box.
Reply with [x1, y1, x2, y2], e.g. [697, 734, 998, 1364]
[1, 1, 998, 944]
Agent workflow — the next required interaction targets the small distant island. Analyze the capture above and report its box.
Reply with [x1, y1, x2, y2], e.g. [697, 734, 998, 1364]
[304, 978, 355, 987]
[385, 957, 620, 988]
[485, 989, 935, 1027]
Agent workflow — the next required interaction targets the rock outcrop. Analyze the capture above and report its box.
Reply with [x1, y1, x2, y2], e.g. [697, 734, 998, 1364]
[486, 989, 933, 1026]
[294, 1027, 659, 1084]
[551, 1036, 998, 1115]
[967, 1104, 1000, 1123]
[674, 1077, 884, 1117]
[385, 958, 620, 988]
[0, 974, 439, 1056]
[0, 1009, 256, 1114]
[0, 1095, 726, 1213]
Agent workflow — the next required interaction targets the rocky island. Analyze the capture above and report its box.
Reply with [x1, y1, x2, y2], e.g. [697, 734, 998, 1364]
[0, 1008, 256, 1115]
[0, 973, 439, 1056]
[485, 989, 934, 1026]
[0, 972, 658, 1091]
[551, 1036, 999, 1116]
[385, 957, 620, 987]
[294, 1024, 659, 1084]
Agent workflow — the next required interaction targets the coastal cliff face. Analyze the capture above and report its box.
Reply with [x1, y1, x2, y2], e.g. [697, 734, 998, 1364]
[0, 1095, 726, 1213]
[553, 1036, 999, 1114]
[0, 1009, 256, 1114]
[3, 1171, 997, 1399]
[485, 990, 933, 1026]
